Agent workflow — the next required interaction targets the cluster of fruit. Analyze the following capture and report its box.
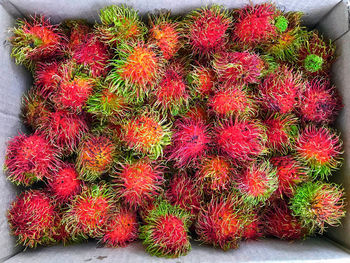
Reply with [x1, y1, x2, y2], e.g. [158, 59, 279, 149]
[4, 3, 346, 258]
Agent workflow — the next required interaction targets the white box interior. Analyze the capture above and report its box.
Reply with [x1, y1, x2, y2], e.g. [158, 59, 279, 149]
[0, 0, 349, 262]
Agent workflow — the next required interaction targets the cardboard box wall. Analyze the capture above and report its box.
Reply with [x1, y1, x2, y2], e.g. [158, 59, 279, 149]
[0, 0, 349, 262]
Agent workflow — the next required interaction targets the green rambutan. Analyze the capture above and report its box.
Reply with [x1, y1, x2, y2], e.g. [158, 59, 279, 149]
[187, 65, 216, 99]
[290, 181, 346, 233]
[140, 200, 192, 258]
[76, 135, 116, 181]
[295, 126, 342, 178]
[7, 190, 57, 248]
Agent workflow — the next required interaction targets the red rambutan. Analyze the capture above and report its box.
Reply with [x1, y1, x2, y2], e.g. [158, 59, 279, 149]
[63, 20, 91, 51]
[243, 212, 264, 240]
[34, 60, 61, 98]
[4, 132, 60, 186]
[7, 190, 56, 248]
[188, 65, 216, 98]
[183, 104, 208, 123]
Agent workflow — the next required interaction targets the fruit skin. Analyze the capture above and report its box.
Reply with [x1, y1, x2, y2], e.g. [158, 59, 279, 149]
[290, 181, 346, 233]
[263, 113, 298, 153]
[233, 3, 278, 49]
[108, 41, 163, 103]
[195, 196, 247, 250]
[187, 65, 216, 99]
[34, 60, 61, 98]
[295, 126, 343, 178]
[168, 118, 211, 168]
[10, 15, 64, 69]
[140, 200, 192, 258]
[214, 118, 267, 163]
[121, 110, 172, 159]
[149, 12, 181, 60]
[264, 200, 309, 240]
[234, 161, 278, 205]
[270, 155, 308, 198]
[4, 132, 60, 186]
[166, 173, 202, 216]
[48, 163, 82, 203]
[100, 207, 139, 247]
[63, 183, 115, 239]
[259, 65, 305, 114]
[96, 5, 146, 47]
[299, 78, 342, 125]
[114, 158, 164, 209]
[38, 110, 88, 155]
[213, 51, 264, 85]
[182, 5, 232, 56]
[7, 190, 57, 248]
[76, 135, 116, 181]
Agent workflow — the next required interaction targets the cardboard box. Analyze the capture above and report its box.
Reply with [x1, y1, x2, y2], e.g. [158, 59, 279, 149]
[0, 0, 349, 262]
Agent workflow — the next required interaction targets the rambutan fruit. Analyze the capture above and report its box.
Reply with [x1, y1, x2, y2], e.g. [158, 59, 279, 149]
[34, 60, 61, 98]
[100, 206, 139, 247]
[7, 190, 56, 248]
[298, 31, 335, 76]
[166, 173, 202, 215]
[243, 212, 264, 240]
[63, 183, 114, 239]
[108, 41, 163, 102]
[149, 13, 181, 60]
[182, 5, 232, 56]
[10, 15, 64, 69]
[121, 110, 172, 159]
[270, 155, 308, 198]
[72, 34, 110, 78]
[21, 88, 51, 130]
[259, 65, 305, 114]
[168, 118, 211, 168]
[62, 19, 91, 51]
[295, 126, 342, 178]
[140, 200, 192, 258]
[38, 110, 88, 155]
[97, 5, 146, 46]
[183, 104, 208, 123]
[187, 65, 216, 99]
[214, 118, 267, 162]
[234, 161, 278, 205]
[153, 63, 189, 115]
[299, 78, 342, 125]
[264, 113, 298, 153]
[4, 132, 60, 186]
[195, 196, 246, 250]
[196, 156, 234, 195]
[213, 51, 264, 85]
[208, 84, 257, 118]
[48, 163, 82, 203]
[76, 135, 116, 181]
[232, 3, 279, 48]
[290, 181, 345, 232]
[113, 158, 164, 208]
[264, 200, 309, 240]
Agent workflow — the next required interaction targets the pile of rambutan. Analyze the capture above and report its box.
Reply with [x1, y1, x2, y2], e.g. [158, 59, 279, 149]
[4, 2, 346, 258]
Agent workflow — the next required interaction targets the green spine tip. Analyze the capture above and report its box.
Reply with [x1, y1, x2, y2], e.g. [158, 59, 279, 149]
[275, 16, 289, 32]
[304, 54, 324, 73]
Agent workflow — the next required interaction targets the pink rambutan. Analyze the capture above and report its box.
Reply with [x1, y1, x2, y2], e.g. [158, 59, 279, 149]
[76, 135, 116, 181]
[38, 110, 88, 155]
[299, 78, 342, 124]
[213, 51, 264, 85]
[233, 3, 278, 48]
[168, 118, 211, 168]
[208, 84, 256, 118]
[63, 183, 114, 239]
[4, 132, 60, 186]
[259, 65, 305, 114]
[34, 60, 61, 98]
[100, 207, 139, 247]
[234, 161, 278, 205]
[7, 190, 56, 248]
[295, 126, 342, 178]
[48, 163, 82, 203]
[183, 5, 232, 56]
[140, 200, 192, 258]
[114, 158, 164, 208]
[166, 173, 202, 215]
[195, 196, 246, 250]
[214, 118, 267, 162]
[264, 113, 298, 153]
[188, 65, 216, 98]
[270, 155, 308, 197]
